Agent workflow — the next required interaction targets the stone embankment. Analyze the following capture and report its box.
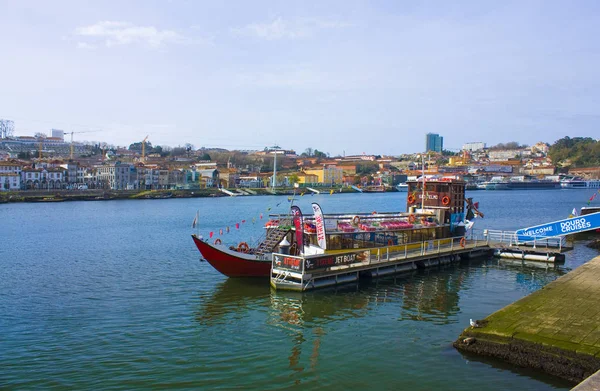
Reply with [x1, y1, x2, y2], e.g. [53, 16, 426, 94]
[454, 255, 600, 384]
[0, 186, 375, 203]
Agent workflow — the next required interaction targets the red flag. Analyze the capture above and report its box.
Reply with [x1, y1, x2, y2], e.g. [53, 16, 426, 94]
[236, 223, 240, 229]
[474, 202, 479, 209]
[209, 232, 214, 238]
[241, 220, 246, 223]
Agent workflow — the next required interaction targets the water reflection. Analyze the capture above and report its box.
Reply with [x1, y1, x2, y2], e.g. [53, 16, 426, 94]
[398, 269, 465, 324]
[195, 279, 270, 325]
[194, 257, 572, 385]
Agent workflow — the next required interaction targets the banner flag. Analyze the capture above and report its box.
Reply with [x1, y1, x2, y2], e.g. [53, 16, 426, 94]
[311, 203, 327, 249]
[209, 232, 213, 238]
[235, 223, 240, 229]
[291, 206, 304, 252]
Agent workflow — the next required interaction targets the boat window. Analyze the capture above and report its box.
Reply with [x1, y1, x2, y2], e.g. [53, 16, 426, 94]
[328, 235, 342, 250]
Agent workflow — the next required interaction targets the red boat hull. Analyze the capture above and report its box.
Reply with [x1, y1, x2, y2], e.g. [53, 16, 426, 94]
[191, 235, 271, 277]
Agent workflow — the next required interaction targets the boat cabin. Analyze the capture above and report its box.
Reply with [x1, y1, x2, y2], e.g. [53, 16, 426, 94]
[265, 178, 469, 255]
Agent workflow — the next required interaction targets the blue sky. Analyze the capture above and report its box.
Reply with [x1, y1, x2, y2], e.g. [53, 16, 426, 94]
[1, 0, 599, 156]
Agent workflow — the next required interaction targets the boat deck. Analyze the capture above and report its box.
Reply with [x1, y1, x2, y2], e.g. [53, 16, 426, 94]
[270, 230, 572, 291]
[271, 236, 492, 291]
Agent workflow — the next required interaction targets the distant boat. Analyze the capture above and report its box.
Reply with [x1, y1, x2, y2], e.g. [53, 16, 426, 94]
[560, 178, 600, 189]
[396, 183, 408, 192]
[362, 185, 386, 193]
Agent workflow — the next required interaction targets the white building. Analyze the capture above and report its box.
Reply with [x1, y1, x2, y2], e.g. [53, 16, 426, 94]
[51, 129, 64, 141]
[96, 162, 139, 190]
[462, 142, 486, 152]
[0, 173, 20, 191]
[21, 167, 64, 189]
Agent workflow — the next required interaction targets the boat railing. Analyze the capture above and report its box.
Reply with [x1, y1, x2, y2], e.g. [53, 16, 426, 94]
[479, 228, 566, 250]
[271, 233, 481, 278]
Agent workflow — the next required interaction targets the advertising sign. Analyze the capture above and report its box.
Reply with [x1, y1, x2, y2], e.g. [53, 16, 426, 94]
[515, 212, 600, 241]
[311, 203, 327, 249]
[290, 206, 303, 251]
[273, 254, 303, 271]
[303, 251, 369, 271]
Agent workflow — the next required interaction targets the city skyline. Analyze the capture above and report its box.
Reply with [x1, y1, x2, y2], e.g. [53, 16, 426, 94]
[2, 1, 600, 155]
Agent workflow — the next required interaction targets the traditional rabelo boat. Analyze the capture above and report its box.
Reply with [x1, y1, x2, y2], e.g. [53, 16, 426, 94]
[191, 177, 480, 278]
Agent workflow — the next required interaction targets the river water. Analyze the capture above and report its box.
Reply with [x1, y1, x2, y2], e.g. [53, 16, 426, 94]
[1, 189, 599, 390]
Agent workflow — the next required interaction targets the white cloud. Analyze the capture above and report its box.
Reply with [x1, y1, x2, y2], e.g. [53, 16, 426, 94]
[234, 17, 352, 40]
[75, 21, 186, 48]
[76, 42, 96, 50]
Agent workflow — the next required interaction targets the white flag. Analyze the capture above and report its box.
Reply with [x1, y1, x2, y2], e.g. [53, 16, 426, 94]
[465, 220, 475, 231]
[572, 208, 578, 217]
[192, 211, 198, 228]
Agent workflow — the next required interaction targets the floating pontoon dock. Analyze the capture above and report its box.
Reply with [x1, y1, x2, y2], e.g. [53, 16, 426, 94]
[270, 229, 572, 291]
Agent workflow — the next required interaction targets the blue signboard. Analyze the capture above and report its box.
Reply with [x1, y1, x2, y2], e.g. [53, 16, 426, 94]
[516, 212, 600, 241]
[450, 213, 465, 232]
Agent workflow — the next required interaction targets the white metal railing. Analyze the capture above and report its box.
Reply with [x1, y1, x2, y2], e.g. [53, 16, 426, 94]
[476, 228, 566, 250]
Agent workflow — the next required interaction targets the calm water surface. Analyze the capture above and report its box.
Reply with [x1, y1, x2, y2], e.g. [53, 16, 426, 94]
[1, 189, 599, 390]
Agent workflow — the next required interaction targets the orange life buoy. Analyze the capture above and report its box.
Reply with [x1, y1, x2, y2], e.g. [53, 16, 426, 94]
[352, 216, 360, 225]
[460, 237, 466, 248]
[408, 214, 416, 224]
[214, 238, 222, 245]
[237, 242, 250, 253]
[407, 194, 416, 204]
[442, 196, 451, 206]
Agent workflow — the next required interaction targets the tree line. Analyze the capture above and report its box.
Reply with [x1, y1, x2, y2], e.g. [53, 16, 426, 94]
[548, 137, 600, 168]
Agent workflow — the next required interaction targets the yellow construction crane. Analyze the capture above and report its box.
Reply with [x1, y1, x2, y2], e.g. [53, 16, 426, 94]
[141, 135, 149, 162]
[65, 130, 98, 159]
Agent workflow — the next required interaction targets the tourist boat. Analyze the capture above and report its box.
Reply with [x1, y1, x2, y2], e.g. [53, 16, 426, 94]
[362, 185, 386, 193]
[395, 183, 408, 192]
[191, 177, 479, 278]
[560, 178, 600, 189]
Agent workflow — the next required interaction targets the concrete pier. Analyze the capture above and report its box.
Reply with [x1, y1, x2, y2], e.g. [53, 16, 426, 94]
[454, 255, 600, 384]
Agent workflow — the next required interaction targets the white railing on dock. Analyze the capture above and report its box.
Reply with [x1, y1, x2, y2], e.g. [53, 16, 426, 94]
[477, 228, 566, 251]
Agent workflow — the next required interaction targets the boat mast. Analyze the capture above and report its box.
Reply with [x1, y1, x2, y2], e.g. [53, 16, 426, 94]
[421, 153, 426, 210]
[272, 148, 277, 190]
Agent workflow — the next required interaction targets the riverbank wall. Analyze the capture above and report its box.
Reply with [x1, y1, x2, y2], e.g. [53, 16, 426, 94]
[0, 186, 395, 203]
[454, 255, 600, 384]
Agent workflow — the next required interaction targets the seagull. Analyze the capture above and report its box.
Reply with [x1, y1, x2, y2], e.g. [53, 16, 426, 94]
[470, 319, 479, 329]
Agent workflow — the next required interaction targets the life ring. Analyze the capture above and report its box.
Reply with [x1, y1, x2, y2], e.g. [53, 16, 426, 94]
[407, 194, 416, 204]
[352, 215, 360, 225]
[408, 214, 416, 224]
[237, 242, 250, 253]
[442, 196, 451, 206]
[460, 237, 466, 248]
[214, 238, 222, 245]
